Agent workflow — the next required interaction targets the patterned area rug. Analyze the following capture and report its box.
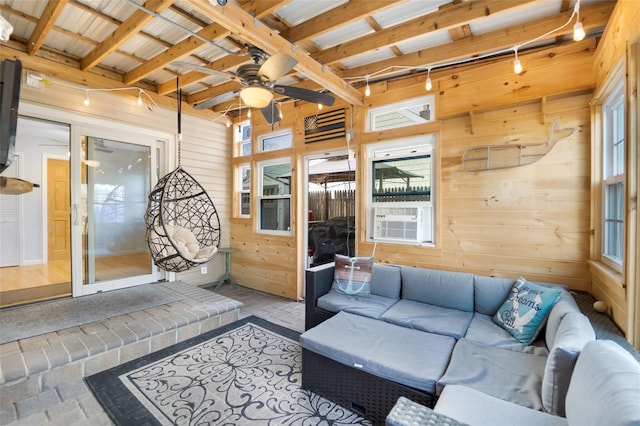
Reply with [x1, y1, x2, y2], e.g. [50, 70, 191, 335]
[85, 316, 371, 425]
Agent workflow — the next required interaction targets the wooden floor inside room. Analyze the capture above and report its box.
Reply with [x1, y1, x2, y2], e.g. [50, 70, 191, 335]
[0, 252, 150, 308]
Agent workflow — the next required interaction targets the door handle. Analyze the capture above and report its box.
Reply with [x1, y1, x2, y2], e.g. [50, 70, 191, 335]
[73, 203, 79, 226]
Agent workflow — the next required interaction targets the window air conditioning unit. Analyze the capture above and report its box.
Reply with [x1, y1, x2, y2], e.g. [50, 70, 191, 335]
[373, 206, 424, 243]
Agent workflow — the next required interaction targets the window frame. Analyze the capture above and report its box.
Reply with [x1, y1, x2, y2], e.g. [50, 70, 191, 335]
[366, 95, 435, 132]
[258, 128, 292, 152]
[234, 120, 251, 157]
[601, 79, 625, 271]
[237, 163, 251, 218]
[257, 157, 292, 235]
[365, 135, 436, 246]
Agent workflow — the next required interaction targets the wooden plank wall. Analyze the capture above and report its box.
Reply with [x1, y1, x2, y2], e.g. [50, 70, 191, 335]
[366, 94, 591, 290]
[588, 0, 640, 340]
[231, 39, 597, 301]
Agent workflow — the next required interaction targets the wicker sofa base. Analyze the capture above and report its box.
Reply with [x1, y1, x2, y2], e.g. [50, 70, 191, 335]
[302, 348, 434, 426]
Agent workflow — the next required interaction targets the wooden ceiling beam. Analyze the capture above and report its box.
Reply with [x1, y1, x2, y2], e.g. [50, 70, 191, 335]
[181, 0, 363, 106]
[80, 0, 174, 72]
[159, 0, 401, 102]
[124, 0, 292, 86]
[314, 0, 541, 66]
[186, 80, 240, 104]
[157, 54, 247, 95]
[341, 1, 614, 79]
[27, 0, 69, 56]
[285, 0, 405, 43]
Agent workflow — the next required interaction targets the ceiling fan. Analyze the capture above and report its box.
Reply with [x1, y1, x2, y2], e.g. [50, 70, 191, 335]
[173, 46, 335, 124]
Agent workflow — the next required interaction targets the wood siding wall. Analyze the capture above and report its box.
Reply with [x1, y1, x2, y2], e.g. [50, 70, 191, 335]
[231, 39, 598, 301]
[589, 1, 640, 341]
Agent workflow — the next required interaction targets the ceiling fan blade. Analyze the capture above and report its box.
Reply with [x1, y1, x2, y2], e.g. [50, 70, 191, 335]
[261, 101, 281, 125]
[258, 52, 298, 81]
[172, 61, 240, 81]
[273, 85, 335, 106]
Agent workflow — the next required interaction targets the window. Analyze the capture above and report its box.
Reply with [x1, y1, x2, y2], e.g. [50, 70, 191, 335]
[259, 129, 292, 152]
[238, 164, 250, 217]
[602, 80, 625, 268]
[235, 121, 251, 156]
[366, 136, 435, 245]
[367, 95, 435, 132]
[258, 158, 291, 233]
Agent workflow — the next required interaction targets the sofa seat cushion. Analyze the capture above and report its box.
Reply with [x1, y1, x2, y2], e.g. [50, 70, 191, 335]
[436, 339, 547, 410]
[381, 299, 473, 339]
[435, 385, 567, 426]
[465, 313, 549, 356]
[565, 340, 640, 426]
[316, 292, 397, 319]
[300, 311, 455, 394]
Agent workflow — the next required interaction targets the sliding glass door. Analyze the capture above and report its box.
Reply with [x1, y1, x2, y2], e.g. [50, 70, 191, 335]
[73, 127, 165, 295]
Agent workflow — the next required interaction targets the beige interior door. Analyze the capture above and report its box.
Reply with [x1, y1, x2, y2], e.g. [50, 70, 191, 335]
[47, 158, 71, 262]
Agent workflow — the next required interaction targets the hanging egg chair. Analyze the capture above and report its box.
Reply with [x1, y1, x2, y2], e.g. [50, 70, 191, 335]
[144, 86, 221, 272]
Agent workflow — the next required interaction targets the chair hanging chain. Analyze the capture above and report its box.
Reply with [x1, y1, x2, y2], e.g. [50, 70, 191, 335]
[177, 80, 182, 168]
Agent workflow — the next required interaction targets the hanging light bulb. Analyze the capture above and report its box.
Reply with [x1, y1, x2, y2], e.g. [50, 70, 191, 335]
[364, 75, 371, 97]
[247, 109, 251, 118]
[513, 47, 523, 74]
[573, 21, 585, 41]
[224, 114, 232, 127]
[318, 103, 323, 110]
[573, 0, 585, 41]
[83, 90, 90, 107]
[425, 67, 432, 91]
[279, 103, 284, 120]
[137, 90, 143, 105]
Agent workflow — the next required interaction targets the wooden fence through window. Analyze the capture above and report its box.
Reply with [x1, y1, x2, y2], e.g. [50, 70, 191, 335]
[308, 190, 355, 222]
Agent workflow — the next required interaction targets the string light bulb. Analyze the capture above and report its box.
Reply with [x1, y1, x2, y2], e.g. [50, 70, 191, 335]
[425, 68, 432, 91]
[573, 0, 585, 41]
[364, 75, 371, 97]
[573, 22, 585, 41]
[513, 47, 523, 74]
[137, 89, 143, 105]
[279, 103, 284, 120]
[247, 109, 251, 118]
[83, 91, 90, 106]
[318, 103, 323, 110]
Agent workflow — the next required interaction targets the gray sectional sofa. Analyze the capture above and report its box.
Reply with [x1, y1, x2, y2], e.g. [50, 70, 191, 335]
[386, 340, 640, 426]
[300, 262, 601, 425]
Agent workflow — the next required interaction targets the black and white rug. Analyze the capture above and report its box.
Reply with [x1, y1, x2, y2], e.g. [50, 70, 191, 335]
[85, 316, 371, 425]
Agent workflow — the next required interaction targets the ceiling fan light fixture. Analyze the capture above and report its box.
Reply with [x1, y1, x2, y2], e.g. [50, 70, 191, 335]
[240, 85, 273, 109]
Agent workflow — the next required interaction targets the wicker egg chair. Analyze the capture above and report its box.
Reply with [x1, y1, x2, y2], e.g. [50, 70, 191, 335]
[144, 86, 221, 272]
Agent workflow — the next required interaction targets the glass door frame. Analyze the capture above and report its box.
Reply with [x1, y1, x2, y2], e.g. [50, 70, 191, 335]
[18, 102, 174, 298]
[72, 125, 166, 295]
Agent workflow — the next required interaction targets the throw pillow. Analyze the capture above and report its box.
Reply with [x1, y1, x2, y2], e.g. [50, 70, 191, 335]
[492, 276, 562, 345]
[331, 254, 374, 297]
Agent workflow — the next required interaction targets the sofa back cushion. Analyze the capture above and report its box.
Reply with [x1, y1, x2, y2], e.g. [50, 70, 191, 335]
[400, 267, 474, 312]
[473, 275, 515, 315]
[371, 263, 401, 299]
[545, 291, 581, 349]
[541, 312, 595, 416]
[565, 340, 640, 426]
